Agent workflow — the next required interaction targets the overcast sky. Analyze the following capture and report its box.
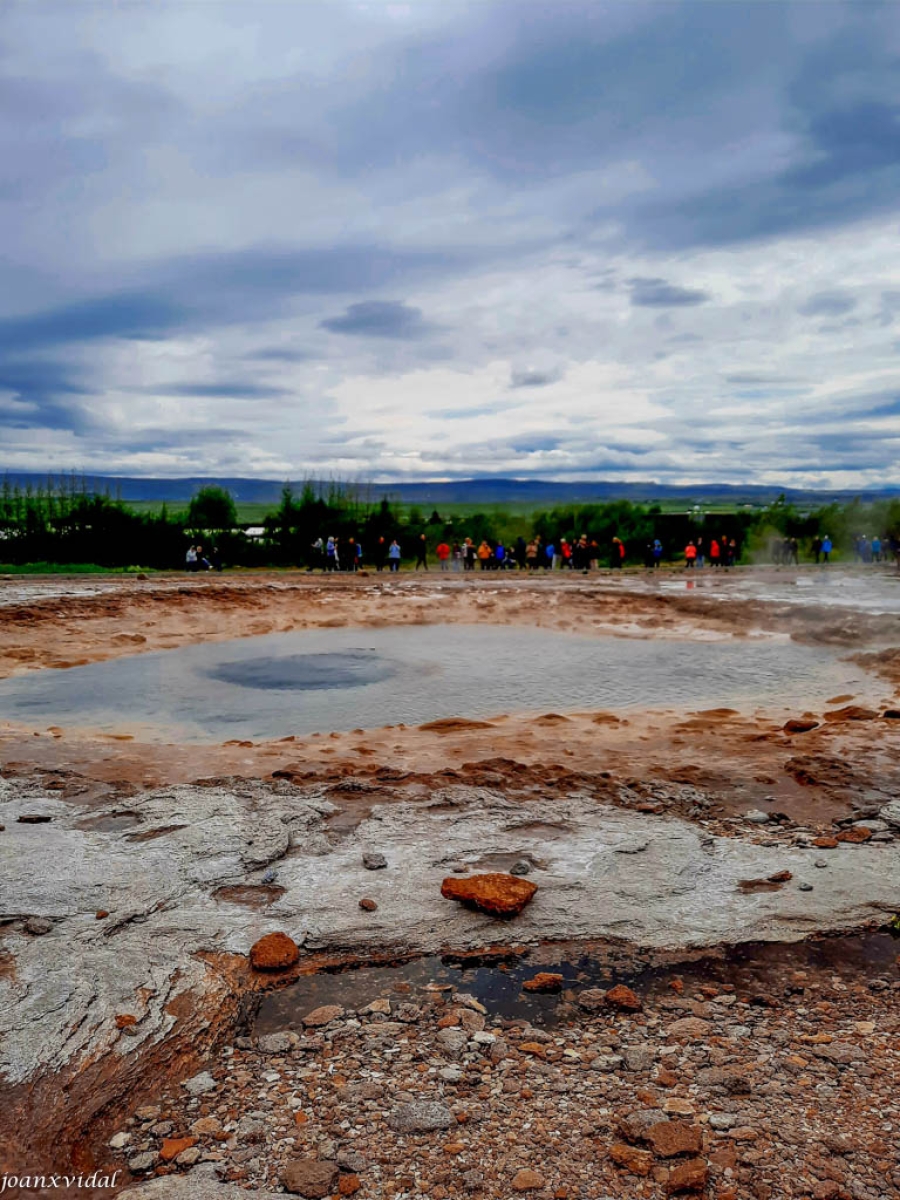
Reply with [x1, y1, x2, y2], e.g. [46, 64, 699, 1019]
[2, 1, 900, 486]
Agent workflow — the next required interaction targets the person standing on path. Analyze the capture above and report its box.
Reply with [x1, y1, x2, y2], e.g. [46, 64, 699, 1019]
[821, 535, 832, 563]
[388, 539, 401, 571]
[685, 541, 697, 569]
[436, 539, 451, 571]
[415, 534, 428, 570]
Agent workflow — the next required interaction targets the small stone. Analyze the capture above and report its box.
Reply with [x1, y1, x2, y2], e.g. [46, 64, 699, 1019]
[108, 1131, 131, 1149]
[646, 1121, 703, 1158]
[522, 972, 564, 993]
[23, 917, 53, 936]
[799, 882, 814, 891]
[135, 1105, 161, 1121]
[281, 1158, 340, 1198]
[176, 1146, 202, 1166]
[812, 837, 838, 849]
[339, 1176, 361, 1196]
[359, 898, 378, 911]
[336, 1149, 368, 1173]
[623, 1044, 656, 1072]
[767, 870, 793, 883]
[510, 859, 532, 875]
[127, 1152, 158, 1173]
[249, 931, 300, 971]
[182, 1070, 217, 1097]
[160, 1136, 198, 1162]
[303, 1004, 344, 1027]
[436, 1028, 468, 1057]
[96, 910, 109, 919]
[576, 989, 606, 1012]
[257, 1031, 299, 1053]
[115, 1014, 137, 1029]
[836, 826, 872, 844]
[511, 1168, 545, 1191]
[439, 1066, 463, 1082]
[363, 852, 387, 870]
[743, 809, 770, 824]
[605, 984, 642, 1011]
[665, 1157, 709, 1194]
[666, 1017, 710, 1039]
[609, 1142, 653, 1176]
[190, 1116, 222, 1136]
[783, 719, 819, 733]
[387, 1101, 454, 1133]
[815, 859, 828, 868]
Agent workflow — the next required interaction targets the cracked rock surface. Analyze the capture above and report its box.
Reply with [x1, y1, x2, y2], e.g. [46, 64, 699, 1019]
[2, 774, 899, 1090]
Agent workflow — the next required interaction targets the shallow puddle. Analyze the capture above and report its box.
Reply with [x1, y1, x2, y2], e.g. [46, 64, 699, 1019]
[254, 930, 899, 1033]
[0, 624, 878, 742]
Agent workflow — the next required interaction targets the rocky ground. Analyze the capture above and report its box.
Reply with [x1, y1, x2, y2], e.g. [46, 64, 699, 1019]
[108, 941, 900, 1200]
[0, 570, 899, 1198]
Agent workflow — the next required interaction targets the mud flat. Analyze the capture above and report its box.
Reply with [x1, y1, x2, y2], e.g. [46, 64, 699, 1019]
[1, 571, 899, 1198]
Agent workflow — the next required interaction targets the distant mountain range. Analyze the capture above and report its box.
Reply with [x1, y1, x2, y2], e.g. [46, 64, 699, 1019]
[2, 473, 898, 507]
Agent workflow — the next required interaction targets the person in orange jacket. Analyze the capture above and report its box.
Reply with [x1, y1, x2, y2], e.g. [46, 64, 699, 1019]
[436, 540, 451, 571]
[685, 541, 698, 568]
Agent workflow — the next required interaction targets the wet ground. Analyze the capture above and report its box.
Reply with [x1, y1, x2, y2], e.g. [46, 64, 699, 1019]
[254, 930, 900, 1034]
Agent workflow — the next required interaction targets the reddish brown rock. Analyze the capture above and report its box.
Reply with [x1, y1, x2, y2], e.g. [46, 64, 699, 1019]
[281, 1158, 339, 1197]
[823, 705, 879, 722]
[339, 1175, 361, 1196]
[836, 827, 872, 844]
[114, 1013, 137, 1029]
[440, 872, 537, 917]
[249, 931, 300, 971]
[511, 1168, 545, 1191]
[303, 1004, 344, 1027]
[783, 718, 819, 733]
[665, 1157, 710, 1194]
[605, 984, 642, 1011]
[522, 972, 564, 993]
[95, 910, 109, 919]
[159, 1136, 197, 1162]
[767, 870, 793, 883]
[358, 898, 378, 911]
[646, 1121, 703, 1158]
[610, 1142, 653, 1176]
[813, 836, 839, 849]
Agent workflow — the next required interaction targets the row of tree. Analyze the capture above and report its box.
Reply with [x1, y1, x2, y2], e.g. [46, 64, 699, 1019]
[0, 477, 898, 570]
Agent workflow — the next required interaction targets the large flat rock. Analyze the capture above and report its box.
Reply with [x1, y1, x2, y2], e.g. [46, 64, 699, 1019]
[121, 1165, 279, 1198]
[2, 774, 899, 1085]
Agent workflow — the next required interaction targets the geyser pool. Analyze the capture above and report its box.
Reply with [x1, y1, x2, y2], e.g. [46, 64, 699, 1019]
[0, 624, 877, 742]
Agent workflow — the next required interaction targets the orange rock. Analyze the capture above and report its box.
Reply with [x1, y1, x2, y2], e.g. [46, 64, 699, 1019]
[114, 1014, 137, 1028]
[294, 1111, 308, 1126]
[610, 1142, 653, 1176]
[836, 827, 872, 844]
[440, 873, 537, 917]
[812, 837, 839, 849]
[160, 1137, 197, 1162]
[359, 898, 378, 911]
[339, 1175, 361, 1196]
[443, 1143, 465, 1155]
[96, 910, 109, 920]
[823, 705, 879, 722]
[767, 870, 793, 883]
[656, 1068, 679, 1088]
[519, 1042, 547, 1058]
[605, 984, 642, 1011]
[249, 931, 300, 971]
[646, 1121, 703, 1158]
[511, 1168, 545, 1191]
[522, 973, 564, 993]
[665, 1157, 709, 1194]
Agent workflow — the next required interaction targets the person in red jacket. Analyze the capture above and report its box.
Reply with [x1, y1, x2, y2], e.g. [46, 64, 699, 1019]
[709, 538, 721, 568]
[685, 541, 698, 569]
[436, 540, 451, 571]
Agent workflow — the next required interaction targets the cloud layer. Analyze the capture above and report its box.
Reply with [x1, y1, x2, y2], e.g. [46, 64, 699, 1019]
[2, 0, 900, 486]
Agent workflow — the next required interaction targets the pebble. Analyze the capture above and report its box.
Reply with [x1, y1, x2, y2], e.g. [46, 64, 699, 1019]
[182, 1070, 216, 1096]
[362, 852, 387, 870]
[387, 1101, 454, 1133]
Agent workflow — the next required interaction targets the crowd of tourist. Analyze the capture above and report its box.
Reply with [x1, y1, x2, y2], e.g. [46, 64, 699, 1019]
[186, 531, 899, 573]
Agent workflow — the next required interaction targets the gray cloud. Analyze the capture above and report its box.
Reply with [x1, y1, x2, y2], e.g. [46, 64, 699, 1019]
[629, 279, 711, 308]
[320, 301, 434, 339]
